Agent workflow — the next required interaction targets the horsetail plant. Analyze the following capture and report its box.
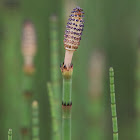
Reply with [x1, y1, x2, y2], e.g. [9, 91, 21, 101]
[32, 101, 40, 140]
[49, 15, 61, 140]
[60, 7, 84, 140]
[21, 20, 37, 140]
[8, 129, 12, 140]
[109, 67, 119, 140]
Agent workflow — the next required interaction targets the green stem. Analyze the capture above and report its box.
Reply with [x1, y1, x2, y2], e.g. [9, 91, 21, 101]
[50, 14, 61, 140]
[62, 78, 72, 104]
[21, 74, 33, 140]
[50, 14, 61, 97]
[109, 67, 118, 140]
[47, 83, 58, 137]
[62, 107, 71, 140]
[21, 21, 35, 140]
[32, 101, 39, 140]
[61, 69, 73, 140]
[8, 129, 12, 140]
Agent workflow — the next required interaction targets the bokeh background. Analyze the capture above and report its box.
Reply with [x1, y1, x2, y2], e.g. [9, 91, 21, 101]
[0, 0, 140, 140]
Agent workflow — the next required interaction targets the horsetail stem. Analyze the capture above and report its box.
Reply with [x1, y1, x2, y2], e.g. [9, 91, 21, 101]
[61, 6, 85, 140]
[61, 68, 73, 140]
[109, 67, 118, 140]
[21, 20, 36, 140]
[32, 101, 40, 140]
[8, 129, 12, 140]
[47, 82, 58, 138]
[50, 14, 61, 100]
[50, 14, 61, 140]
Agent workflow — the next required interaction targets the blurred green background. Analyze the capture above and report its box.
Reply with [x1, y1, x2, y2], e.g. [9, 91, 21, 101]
[1, 0, 140, 139]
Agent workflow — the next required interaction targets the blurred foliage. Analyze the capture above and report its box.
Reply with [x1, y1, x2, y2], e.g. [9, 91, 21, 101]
[0, 0, 140, 140]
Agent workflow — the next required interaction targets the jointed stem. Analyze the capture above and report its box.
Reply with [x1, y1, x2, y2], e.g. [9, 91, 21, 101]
[21, 74, 33, 140]
[109, 67, 118, 140]
[8, 129, 12, 140]
[50, 14, 61, 140]
[47, 83, 58, 137]
[61, 67, 73, 140]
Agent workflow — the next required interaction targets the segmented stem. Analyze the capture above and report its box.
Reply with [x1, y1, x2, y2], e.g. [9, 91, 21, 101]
[50, 15, 61, 99]
[109, 67, 118, 140]
[8, 129, 12, 140]
[47, 82, 59, 138]
[21, 20, 36, 140]
[50, 15, 61, 140]
[61, 69, 73, 140]
[21, 73, 33, 140]
[32, 101, 39, 140]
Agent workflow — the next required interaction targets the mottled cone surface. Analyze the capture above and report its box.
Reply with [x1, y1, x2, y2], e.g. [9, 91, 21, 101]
[64, 7, 84, 51]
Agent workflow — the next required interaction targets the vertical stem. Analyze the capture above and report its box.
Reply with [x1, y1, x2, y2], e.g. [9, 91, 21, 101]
[109, 67, 118, 140]
[32, 101, 39, 140]
[62, 78, 72, 104]
[62, 106, 71, 140]
[50, 15, 61, 96]
[8, 129, 12, 140]
[21, 20, 36, 140]
[61, 68, 73, 140]
[47, 82, 57, 138]
[21, 74, 33, 140]
[50, 14, 61, 140]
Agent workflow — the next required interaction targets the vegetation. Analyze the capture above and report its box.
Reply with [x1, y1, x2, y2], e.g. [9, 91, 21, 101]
[0, 0, 140, 140]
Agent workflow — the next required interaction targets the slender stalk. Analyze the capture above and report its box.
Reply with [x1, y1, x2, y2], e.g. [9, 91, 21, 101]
[50, 15, 61, 96]
[61, 7, 84, 140]
[8, 129, 12, 140]
[109, 67, 118, 140]
[21, 21, 36, 140]
[47, 82, 58, 138]
[32, 101, 39, 140]
[61, 68, 73, 140]
[20, 73, 34, 140]
[50, 14, 61, 140]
